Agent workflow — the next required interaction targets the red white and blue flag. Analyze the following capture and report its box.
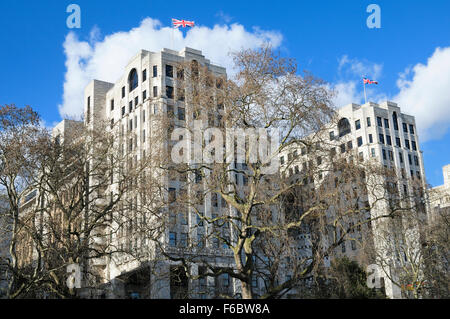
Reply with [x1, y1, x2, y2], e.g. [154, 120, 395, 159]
[363, 78, 378, 85]
[172, 18, 195, 28]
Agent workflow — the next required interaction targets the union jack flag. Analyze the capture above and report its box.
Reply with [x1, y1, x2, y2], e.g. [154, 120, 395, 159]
[172, 18, 195, 28]
[363, 78, 378, 85]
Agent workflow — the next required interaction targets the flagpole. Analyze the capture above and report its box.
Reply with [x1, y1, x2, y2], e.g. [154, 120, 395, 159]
[363, 80, 367, 104]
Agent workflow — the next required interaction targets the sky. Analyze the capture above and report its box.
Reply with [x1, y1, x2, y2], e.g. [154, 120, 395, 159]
[0, 0, 449, 186]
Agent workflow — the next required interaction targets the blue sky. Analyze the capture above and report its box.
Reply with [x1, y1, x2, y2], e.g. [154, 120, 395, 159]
[0, 0, 449, 186]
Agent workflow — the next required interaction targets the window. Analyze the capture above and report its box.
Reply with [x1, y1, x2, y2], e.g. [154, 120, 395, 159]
[408, 154, 412, 165]
[412, 141, 417, 151]
[329, 131, 335, 141]
[180, 212, 188, 225]
[166, 86, 174, 99]
[128, 69, 138, 92]
[357, 137, 363, 147]
[409, 124, 415, 135]
[153, 65, 158, 78]
[371, 148, 376, 157]
[382, 149, 387, 160]
[379, 134, 385, 144]
[384, 118, 390, 129]
[142, 110, 146, 123]
[367, 117, 371, 127]
[142, 129, 146, 143]
[396, 137, 401, 147]
[143, 90, 147, 101]
[122, 86, 125, 98]
[180, 233, 187, 248]
[129, 101, 133, 113]
[386, 135, 392, 146]
[169, 232, 177, 247]
[86, 96, 91, 123]
[369, 134, 373, 143]
[122, 106, 125, 117]
[178, 107, 185, 121]
[169, 188, 176, 203]
[347, 141, 353, 150]
[355, 119, 361, 130]
[166, 65, 174, 77]
[377, 117, 383, 127]
[399, 151, 404, 164]
[388, 150, 394, 161]
[135, 96, 139, 107]
[403, 123, 408, 133]
[153, 86, 158, 98]
[338, 118, 351, 137]
[197, 234, 204, 248]
[110, 99, 114, 111]
[405, 139, 410, 150]
[414, 155, 419, 166]
[142, 69, 147, 82]
[280, 156, 285, 165]
[340, 144, 346, 154]
[351, 241, 357, 251]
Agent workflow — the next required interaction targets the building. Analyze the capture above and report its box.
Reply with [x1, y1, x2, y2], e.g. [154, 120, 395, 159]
[430, 164, 450, 220]
[279, 101, 428, 299]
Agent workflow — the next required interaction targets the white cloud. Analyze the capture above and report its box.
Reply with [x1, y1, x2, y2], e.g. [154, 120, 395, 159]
[59, 18, 282, 119]
[331, 56, 384, 108]
[394, 47, 450, 142]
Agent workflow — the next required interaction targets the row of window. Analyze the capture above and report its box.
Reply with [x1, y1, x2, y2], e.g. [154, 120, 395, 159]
[169, 232, 229, 249]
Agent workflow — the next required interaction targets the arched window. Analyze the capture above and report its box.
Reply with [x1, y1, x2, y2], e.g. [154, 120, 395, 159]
[338, 118, 351, 137]
[128, 69, 138, 92]
[392, 112, 399, 131]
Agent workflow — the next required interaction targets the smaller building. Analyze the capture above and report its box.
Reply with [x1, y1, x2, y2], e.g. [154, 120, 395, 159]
[429, 164, 450, 221]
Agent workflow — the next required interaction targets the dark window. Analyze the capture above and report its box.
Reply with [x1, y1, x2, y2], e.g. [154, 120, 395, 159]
[122, 106, 125, 116]
[405, 139, 410, 150]
[153, 86, 158, 97]
[166, 86, 174, 99]
[414, 155, 419, 166]
[384, 118, 390, 129]
[382, 149, 387, 160]
[396, 137, 401, 147]
[128, 69, 139, 92]
[110, 99, 114, 111]
[412, 141, 417, 151]
[355, 120, 361, 130]
[122, 86, 126, 98]
[178, 107, 185, 121]
[393, 112, 399, 130]
[142, 69, 147, 82]
[329, 131, 335, 141]
[338, 118, 351, 137]
[377, 117, 383, 127]
[408, 154, 412, 165]
[86, 97, 91, 123]
[409, 124, 415, 135]
[340, 144, 346, 153]
[129, 101, 133, 113]
[153, 65, 158, 78]
[280, 156, 285, 165]
[388, 150, 394, 161]
[143, 90, 147, 101]
[369, 134, 373, 143]
[367, 117, 371, 127]
[357, 137, 363, 147]
[347, 141, 353, 150]
[135, 96, 139, 107]
[403, 123, 408, 133]
[169, 232, 177, 247]
[379, 134, 385, 144]
[166, 65, 174, 78]
[399, 151, 404, 163]
[386, 135, 392, 146]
